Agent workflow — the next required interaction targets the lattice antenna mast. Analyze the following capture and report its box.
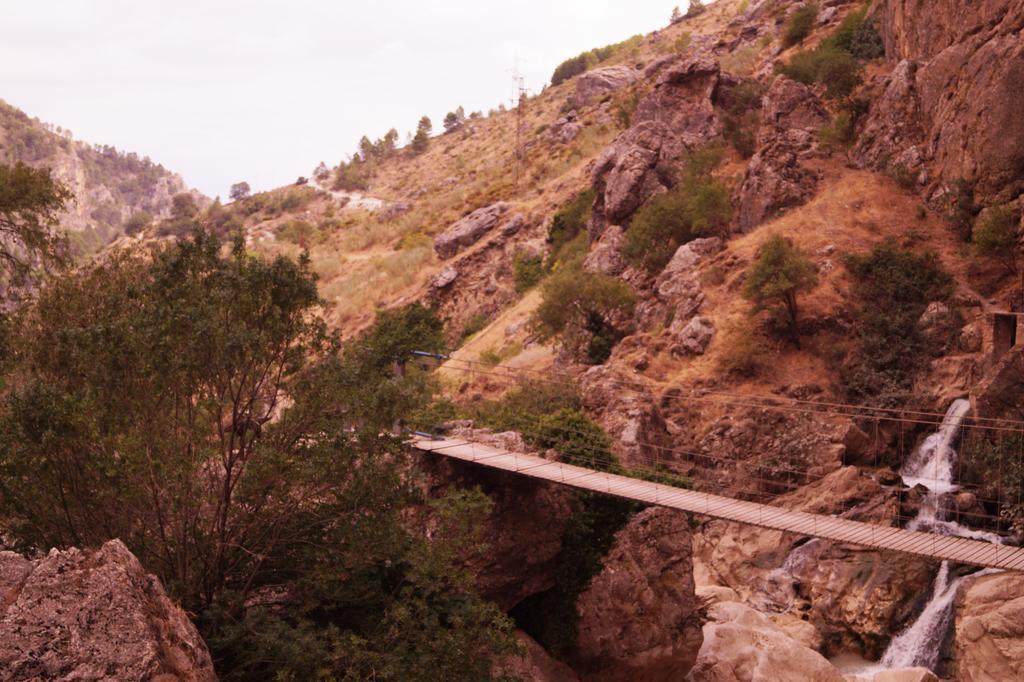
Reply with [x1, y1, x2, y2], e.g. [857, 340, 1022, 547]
[509, 60, 530, 196]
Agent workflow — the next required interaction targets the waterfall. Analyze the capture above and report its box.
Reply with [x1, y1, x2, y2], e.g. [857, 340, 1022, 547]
[877, 398, 997, 671]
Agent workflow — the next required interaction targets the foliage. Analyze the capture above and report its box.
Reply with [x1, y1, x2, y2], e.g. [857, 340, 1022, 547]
[513, 251, 545, 292]
[686, 0, 706, 18]
[0, 236, 513, 678]
[742, 235, 818, 346]
[229, 181, 251, 201]
[171, 192, 198, 219]
[718, 81, 764, 158]
[531, 259, 636, 364]
[443, 106, 466, 134]
[412, 116, 433, 154]
[841, 241, 954, 404]
[471, 380, 582, 433]
[965, 434, 1024, 535]
[549, 35, 644, 86]
[333, 156, 372, 191]
[459, 312, 489, 343]
[821, 7, 884, 59]
[777, 47, 862, 99]
[535, 408, 618, 471]
[276, 219, 318, 246]
[782, 3, 818, 47]
[123, 211, 153, 236]
[973, 205, 1019, 274]
[819, 110, 857, 149]
[622, 149, 731, 273]
[0, 162, 73, 299]
[547, 188, 594, 266]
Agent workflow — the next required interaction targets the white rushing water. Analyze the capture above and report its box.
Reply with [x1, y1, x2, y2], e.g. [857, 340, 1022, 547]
[875, 398, 1000, 671]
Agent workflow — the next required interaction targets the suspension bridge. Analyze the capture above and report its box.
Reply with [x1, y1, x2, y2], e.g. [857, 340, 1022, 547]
[408, 352, 1024, 572]
[411, 434, 1024, 571]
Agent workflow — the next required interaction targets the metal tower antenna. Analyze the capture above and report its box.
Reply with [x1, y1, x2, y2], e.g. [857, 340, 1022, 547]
[508, 58, 530, 196]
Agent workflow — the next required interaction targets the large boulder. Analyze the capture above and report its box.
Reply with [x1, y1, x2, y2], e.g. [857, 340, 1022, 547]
[734, 76, 826, 232]
[953, 571, 1024, 682]
[434, 202, 513, 259]
[580, 365, 671, 468]
[0, 540, 216, 681]
[590, 54, 721, 238]
[853, 60, 927, 180]
[686, 601, 846, 682]
[574, 66, 640, 108]
[575, 508, 703, 680]
[865, 0, 1024, 201]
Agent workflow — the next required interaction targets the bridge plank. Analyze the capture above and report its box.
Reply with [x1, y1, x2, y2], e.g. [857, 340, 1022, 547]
[411, 437, 1024, 571]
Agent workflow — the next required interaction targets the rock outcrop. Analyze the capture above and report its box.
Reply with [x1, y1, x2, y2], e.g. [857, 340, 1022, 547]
[0, 540, 216, 681]
[580, 365, 671, 468]
[953, 571, 1024, 682]
[575, 508, 703, 680]
[590, 54, 721, 239]
[434, 202, 519, 259]
[862, 0, 1024, 201]
[574, 66, 640, 108]
[496, 630, 581, 682]
[735, 76, 827, 232]
[686, 600, 846, 682]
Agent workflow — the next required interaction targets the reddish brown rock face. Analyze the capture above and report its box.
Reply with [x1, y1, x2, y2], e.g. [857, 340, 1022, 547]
[574, 507, 703, 681]
[864, 0, 1024, 201]
[0, 540, 216, 681]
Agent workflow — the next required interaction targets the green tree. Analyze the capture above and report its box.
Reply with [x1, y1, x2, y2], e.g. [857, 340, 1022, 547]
[412, 116, 433, 153]
[0, 231, 515, 678]
[532, 261, 636, 363]
[671, 5, 682, 22]
[686, 0, 706, 18]
[171, 191, 198, 219]
[229, 181, 251, 201]
[0, 161, 73, 299]
[743, 234, 818, 346]
[973, 205, 1019, 274]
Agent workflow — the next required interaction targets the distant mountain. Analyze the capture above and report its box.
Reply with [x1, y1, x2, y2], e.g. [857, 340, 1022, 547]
[0, 98, 205, 252]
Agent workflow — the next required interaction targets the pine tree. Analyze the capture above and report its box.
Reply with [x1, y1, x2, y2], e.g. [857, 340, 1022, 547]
[412, 116, 432, 153]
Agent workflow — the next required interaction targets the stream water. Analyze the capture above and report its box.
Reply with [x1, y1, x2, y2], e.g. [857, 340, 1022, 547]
[828, 399, 1001, 677]
[876, 399, 998, 671]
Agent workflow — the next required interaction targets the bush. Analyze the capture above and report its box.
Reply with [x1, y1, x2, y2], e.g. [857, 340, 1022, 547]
[841, 242, 954, 404]
[513, 252, 545, 292]
[459, 312, 489, 342]
[947, 178, 977, 241]
[718, 81, 764, 158]
[535, 408, 618, 471]
[622, 150, 731, 273]
[777, 47, 862, 99]
[822, 8, 884, 59]
[532, 262, 636, 363]
[549, 36, 644, 86]
[973, 205, 1019, 274]
[547, 188, 594, 266]
[276, 219, 317, 245]
[123, 211, 152, 236]
[686, 0, 706, 18]
[783, 3, 818, 47]
[819, 110, 856, 149]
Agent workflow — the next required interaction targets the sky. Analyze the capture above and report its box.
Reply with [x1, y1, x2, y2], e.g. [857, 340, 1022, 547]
[0, 1, 677, 198]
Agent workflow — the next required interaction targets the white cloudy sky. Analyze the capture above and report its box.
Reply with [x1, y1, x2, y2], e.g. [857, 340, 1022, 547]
[0, 1, 677, 198]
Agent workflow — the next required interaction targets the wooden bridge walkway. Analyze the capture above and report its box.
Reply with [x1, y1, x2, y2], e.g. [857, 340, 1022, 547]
[411, 436, 1024, 572]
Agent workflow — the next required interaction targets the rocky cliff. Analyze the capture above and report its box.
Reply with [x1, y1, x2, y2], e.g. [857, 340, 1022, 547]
[0, 99, 203, 250]
[0, 540, 216, 681]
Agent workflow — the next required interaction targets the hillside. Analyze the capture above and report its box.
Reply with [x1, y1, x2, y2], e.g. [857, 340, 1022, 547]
[0, 98, 204, 253]
[189, 0, 1024, 678]
[3, 0, 1024, 680]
